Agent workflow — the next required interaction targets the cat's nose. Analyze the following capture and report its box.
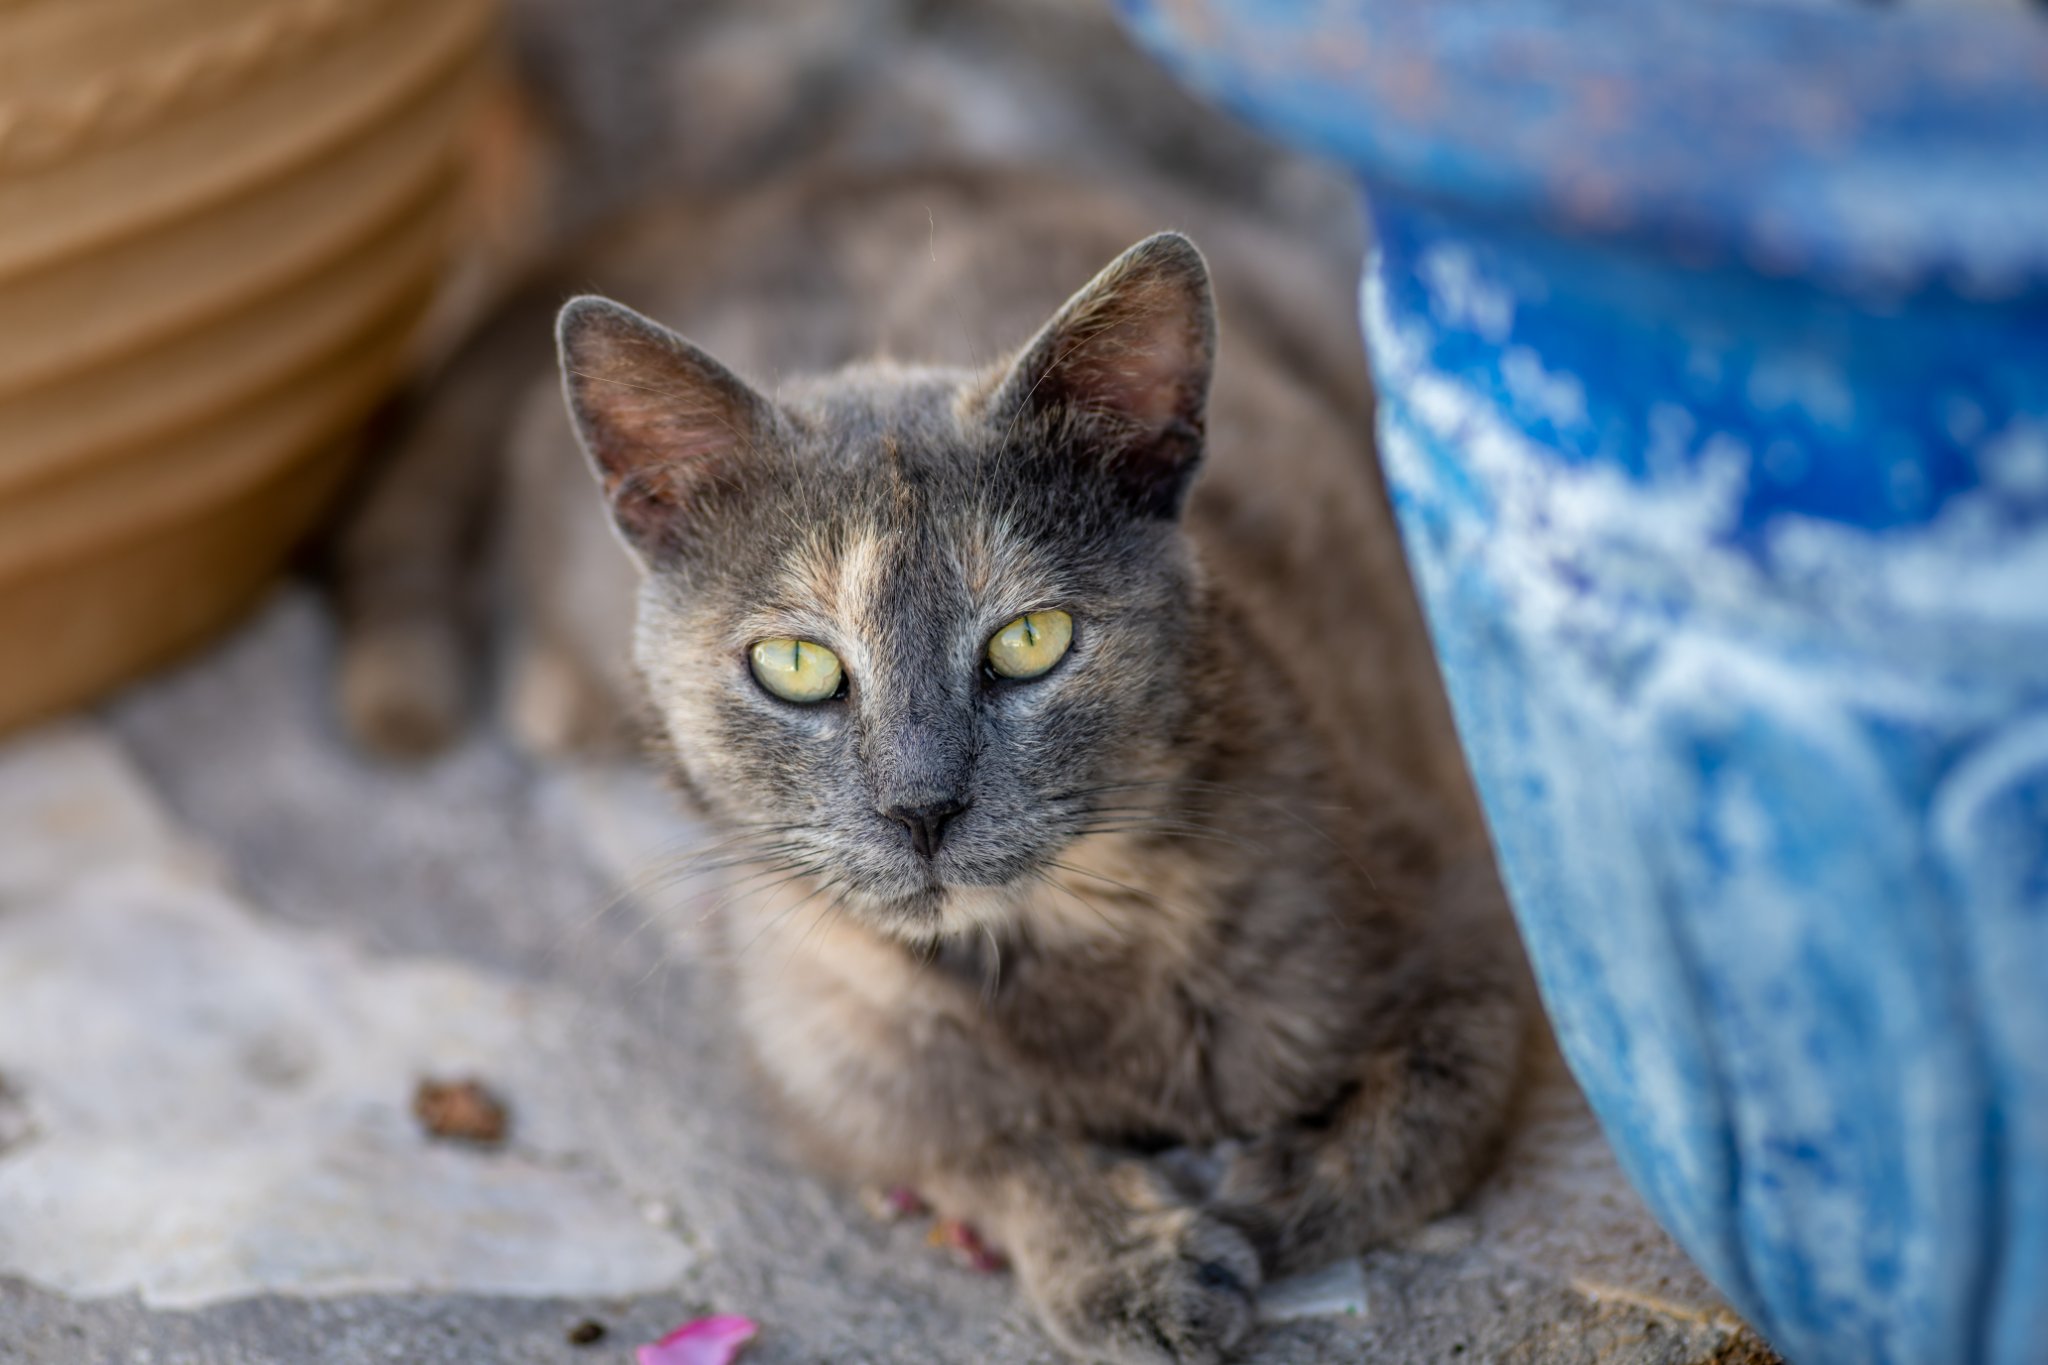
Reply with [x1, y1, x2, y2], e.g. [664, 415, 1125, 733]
[886, 798, 968, 860]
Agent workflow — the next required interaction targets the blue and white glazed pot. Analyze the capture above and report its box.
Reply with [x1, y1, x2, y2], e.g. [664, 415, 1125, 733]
[1120, 3, 2048, 1362]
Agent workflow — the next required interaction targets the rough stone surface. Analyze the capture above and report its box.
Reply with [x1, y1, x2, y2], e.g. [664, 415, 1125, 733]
[0, 592, 1777, 1362]
[0, 812, 691, 1307]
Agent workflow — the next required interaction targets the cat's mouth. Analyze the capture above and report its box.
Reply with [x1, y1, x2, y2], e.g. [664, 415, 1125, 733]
[820, 882, 949, 944]
[783, 822, 1064, 942]
[839, 872, 1036, 944]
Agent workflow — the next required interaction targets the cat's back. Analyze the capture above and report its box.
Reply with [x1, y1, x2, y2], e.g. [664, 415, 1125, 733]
[575, 165, 1353, 415]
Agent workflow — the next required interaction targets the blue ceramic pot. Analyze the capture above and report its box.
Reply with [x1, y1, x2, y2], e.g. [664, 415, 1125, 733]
[1119, 3, 2048, 1362]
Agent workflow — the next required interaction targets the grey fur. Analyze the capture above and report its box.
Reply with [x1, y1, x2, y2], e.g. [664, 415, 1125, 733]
[550, 202, 1527, 1365]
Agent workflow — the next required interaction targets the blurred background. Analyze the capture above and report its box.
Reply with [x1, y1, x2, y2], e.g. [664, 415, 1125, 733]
[0, 0, 1363, 735]
[5, 1, 2045, 1362]
[0, 2, 1737, 1362]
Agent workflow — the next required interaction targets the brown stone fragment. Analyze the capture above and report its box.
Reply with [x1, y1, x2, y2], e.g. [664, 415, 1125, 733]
[411, 1077, 509, 1146]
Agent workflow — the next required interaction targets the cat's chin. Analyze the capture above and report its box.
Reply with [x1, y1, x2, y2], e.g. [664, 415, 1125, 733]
[827, 883, 948, 944]
[932, 883, 1021, 936]
[839, 881, 1029, 947]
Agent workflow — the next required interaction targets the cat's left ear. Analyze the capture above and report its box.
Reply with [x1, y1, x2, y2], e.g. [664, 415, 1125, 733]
[557, 295, 780, 559]
[989, 232, 1216, 518]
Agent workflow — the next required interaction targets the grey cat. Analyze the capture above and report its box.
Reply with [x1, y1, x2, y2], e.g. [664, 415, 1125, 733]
[364, 164, 1526, 1364]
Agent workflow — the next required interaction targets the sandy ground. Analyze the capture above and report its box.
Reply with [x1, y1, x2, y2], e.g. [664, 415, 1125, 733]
[0, 590, 1765, 1363]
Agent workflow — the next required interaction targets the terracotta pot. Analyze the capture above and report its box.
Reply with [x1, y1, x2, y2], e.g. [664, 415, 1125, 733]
[0, 0, 498, 734]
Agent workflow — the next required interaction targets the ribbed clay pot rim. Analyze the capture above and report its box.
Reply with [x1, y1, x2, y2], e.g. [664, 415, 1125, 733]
[0, 0, 494, 281]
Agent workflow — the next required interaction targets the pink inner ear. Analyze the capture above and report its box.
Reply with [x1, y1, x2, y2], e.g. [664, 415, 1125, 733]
[571, 339, 747, 482]
[560, 296, 775, 552]
[602, 386, 750, 487]
[564, 309, 768, 489]
[1074, 312, 1198, 433]
[1035, 260, 1210, 440]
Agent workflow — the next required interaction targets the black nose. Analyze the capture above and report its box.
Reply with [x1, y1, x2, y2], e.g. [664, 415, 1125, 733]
[886, 798, 967, 860]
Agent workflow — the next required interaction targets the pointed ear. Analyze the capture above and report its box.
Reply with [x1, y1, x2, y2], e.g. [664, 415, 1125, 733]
[989, 232, 1215, 517]
[556, 295, 777, 557]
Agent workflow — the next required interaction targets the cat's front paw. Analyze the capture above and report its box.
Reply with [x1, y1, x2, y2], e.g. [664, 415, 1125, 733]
[1032, 1209, 1261, 1365]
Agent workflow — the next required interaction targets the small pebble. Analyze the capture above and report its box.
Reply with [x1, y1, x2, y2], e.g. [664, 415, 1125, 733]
[411, 1077, 509, 1146]
[565, 1318, 607, 1346]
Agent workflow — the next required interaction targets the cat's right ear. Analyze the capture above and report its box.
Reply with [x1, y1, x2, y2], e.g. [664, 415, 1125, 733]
[987, 232, 1215, 519]
[556, 295, 777, 558]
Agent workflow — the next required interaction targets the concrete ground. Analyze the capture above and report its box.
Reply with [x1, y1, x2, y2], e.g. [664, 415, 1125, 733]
[0, 592, 1774, 1363]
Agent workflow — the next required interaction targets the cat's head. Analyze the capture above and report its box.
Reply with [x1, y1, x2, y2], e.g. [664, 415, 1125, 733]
[557, 234, 1215, 942]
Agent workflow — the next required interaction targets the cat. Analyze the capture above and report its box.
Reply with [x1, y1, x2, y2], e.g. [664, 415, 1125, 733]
[386, 162, 1527, 1364]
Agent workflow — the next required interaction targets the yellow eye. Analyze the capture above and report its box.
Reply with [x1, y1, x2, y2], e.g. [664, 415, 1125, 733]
[986, 610, 1073, 680]
[750, 638, 844, 703]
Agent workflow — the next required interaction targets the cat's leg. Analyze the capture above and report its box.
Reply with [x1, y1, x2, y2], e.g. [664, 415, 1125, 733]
[502, 619, 633, 758]
[923, 1139, 1262, 1365]
[333, 286, 563, 759]
[732, 928, 1258, 1365]
[333, 394, 494, 759]
[499, 384, 643, 759]
[1216, 860, 1528, 1278]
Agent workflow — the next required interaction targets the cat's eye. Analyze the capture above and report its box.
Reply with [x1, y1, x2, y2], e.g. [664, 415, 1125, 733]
[750, 638, 844, 703]
[986, 610, 1073, 681]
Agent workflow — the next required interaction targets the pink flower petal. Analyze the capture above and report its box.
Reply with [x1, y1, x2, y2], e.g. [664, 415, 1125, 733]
[636, 1314, 759, 1365]
[928, 1217, 1008, 1273]
[883, 1185, 930, 1219]
[859, 1184, 930, 1222]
